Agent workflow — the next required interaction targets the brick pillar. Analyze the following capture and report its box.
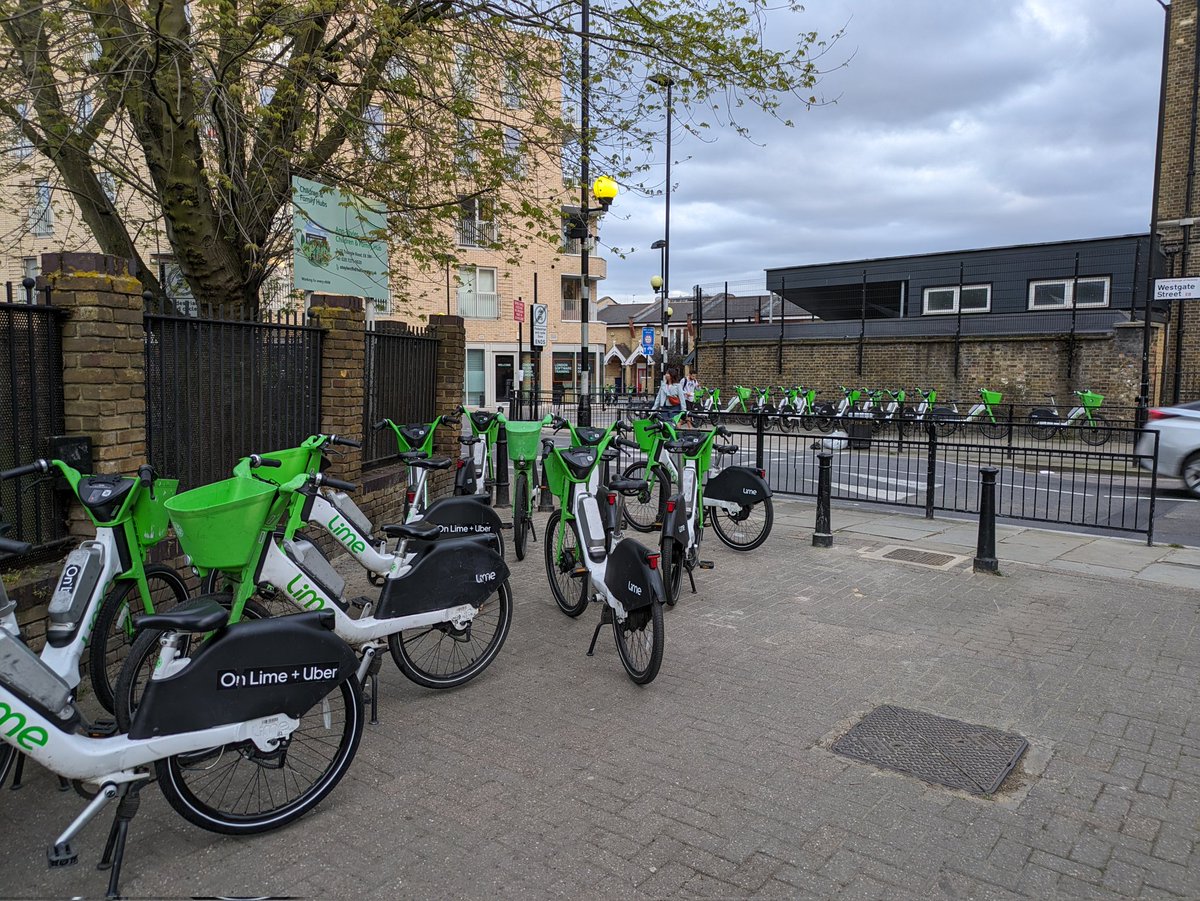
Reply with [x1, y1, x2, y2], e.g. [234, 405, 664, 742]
[44, 253, 146, 538]
[428, 314, 466, 500]
[310, 295, 366, 486]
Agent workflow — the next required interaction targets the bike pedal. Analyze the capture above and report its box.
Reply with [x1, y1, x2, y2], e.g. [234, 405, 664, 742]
[86, 719, 119, 738]
[571, 564, 587, 577]
[347, 596, 373, 611]
[47, 842, 77, 868]
[698, 561, 715, 570]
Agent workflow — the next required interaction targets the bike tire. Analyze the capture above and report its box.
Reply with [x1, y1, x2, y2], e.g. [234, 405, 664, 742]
[978, 418, 1008, 440]
[619, 462, 668, 533]
[710, 497, 774, 552]
[544, 510, 588, 617]
[613, 602, 664, 685]
[88, 565, 190, 715]
[932, 412, 958, 437]
[1079, 414, 1111, 446]
[1028, 417, 1057, 441]
[513, 471, 530, 561]
[156, 675, 363, 835]
[777, 405, 797, 434]
[388, 580, 513, 689]
[660, 535, 683, 607]
[114, 597, 273, 731]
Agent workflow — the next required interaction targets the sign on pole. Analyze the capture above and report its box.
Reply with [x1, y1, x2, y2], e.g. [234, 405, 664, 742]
[640, 326, 655, 356]
[291, 176, 390, 301]
[531, 303, 548, 347]
[1154, 278, 1200, 301]
[513, 299, 526, 322]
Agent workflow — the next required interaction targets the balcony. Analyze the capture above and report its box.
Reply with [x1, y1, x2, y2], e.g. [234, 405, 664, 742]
[458, 219, 498, 247]
[561, 237, 583, 255]
[457, 291, 500, 319]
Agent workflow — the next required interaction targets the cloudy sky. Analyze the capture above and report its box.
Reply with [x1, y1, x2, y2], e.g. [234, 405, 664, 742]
[597, 0, 1165, 303]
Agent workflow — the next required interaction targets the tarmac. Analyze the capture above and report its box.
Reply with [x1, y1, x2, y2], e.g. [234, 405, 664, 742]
[4, 496, 1200, 899]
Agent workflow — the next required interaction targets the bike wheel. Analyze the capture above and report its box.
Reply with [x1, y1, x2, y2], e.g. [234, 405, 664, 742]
[1079, 414, 1111, 446]
[156, 676, 363, 835]
[88, 565, 190, 714]
[932, 412, 958, 437]
[978, 418, 1008, 440]
[619, 462, 667, 533]
[709, 497, 774, 552]
[613, 602, 664, 685]
[544, 510, 588, 617]
[114, 597, 272, 732]
[660, 535, 683, 607]
[777, 406, 797, 433]
[388, 580, 513, 689]
[513, 471, 530, 561]
[1028, 417, 1057, 441]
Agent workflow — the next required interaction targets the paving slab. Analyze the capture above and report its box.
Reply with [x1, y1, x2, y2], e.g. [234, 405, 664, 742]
[1044, 558, 1161, 583]
[1133, 562, 1200, 591]
[1058, 540, 1168, 572]
[995, 539, 1082, 566]
[1160, 546, 1200, 567]
[840, 519, 947, 541]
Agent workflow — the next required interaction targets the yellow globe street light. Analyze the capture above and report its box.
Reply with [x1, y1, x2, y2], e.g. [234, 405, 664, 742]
[650, 275, 663, 291]
[592, 176, 619, 209]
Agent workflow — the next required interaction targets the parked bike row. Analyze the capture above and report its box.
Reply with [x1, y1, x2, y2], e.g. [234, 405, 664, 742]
[0, 404, 775, 896]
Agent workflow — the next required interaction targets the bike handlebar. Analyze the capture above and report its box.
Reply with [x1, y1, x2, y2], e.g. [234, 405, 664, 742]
[328, 435, 361, 449]
[0, 460, 48, 480]
[248, 455, 283, 469]
[372, 419, 391, 431]
[0, 535, 32, 555]
[614, 437, 639, 451]
[316, 474, 358, 492]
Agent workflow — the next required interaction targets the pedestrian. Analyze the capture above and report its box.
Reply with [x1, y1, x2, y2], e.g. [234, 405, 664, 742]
[681, 369, 700, 427]
[652, 364, 688, 423]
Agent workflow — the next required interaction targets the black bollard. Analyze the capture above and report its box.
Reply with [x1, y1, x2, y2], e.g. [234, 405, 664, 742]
[813, 450, 833, 548]
[494, 421, 511, 507]
[974, 466, 1000, 574]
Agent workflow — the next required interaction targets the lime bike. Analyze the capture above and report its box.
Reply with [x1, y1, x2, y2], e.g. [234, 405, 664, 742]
[1028, 390, 1111, 445]
[540, 418, 667, 683]
[940, 388, 1007, 438]
[1, 459, 188, 716]
[618, 412, 681, 532]
[456, 406, 505, 500]
[719, 385, 756, 425]
[505, 414, 551, 560]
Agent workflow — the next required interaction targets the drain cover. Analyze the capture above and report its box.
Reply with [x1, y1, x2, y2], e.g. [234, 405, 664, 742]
[882, 548, 958, 567]
[832, 705, 1028, 795]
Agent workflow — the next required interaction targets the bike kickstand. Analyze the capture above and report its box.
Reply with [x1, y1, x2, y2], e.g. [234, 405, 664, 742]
[686, 566, 697, 594]
[585, 619, 605, 657]
[10, 752, 25, 790]
[98, 783, 143, 900]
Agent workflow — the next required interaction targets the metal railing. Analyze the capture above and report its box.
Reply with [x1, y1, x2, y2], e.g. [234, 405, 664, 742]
[144, 300, 324, 489]
[0, 284, 66, 560]
[457, 291, 500, 319]
[457, 219, 498, 247]
[363, 323, 439, 467]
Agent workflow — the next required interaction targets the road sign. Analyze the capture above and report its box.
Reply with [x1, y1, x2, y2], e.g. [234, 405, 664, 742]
[640, 326, 655, 355]
[513, 299, 525, 322]
[1154, 278, 1200, 301]
[531, 303, 548, 347]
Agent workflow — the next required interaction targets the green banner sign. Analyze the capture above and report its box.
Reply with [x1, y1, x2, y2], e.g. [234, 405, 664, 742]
[292, 176, 390, 301]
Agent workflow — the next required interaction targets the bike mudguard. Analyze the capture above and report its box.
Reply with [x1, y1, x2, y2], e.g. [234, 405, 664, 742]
[705, 466, 772, 504]
[603, 538, 663, 611]
[421, 495, 504, 539]
[1029, 407, 1056, 421]
[129, 611, 357, 740]
[377, 537, 509, 619]
[453, 458, 479, 495]
[660, 492, 689, 545]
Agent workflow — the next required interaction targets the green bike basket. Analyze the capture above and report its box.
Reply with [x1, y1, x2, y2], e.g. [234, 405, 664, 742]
[131, 479, 178, 550]
[633, 417, 675, 454]
[980, 389, 1003, 406]
[1078, 390, 1104, 411]
[166, 477, 279, 570]
[505, 420, 545, 463]
[235, 445, 315, 486]
[542, 451, 573, 499]
[735, 386, 753, 403]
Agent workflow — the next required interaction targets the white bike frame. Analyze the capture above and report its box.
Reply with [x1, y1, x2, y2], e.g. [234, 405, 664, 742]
[562, 469, 631, 624]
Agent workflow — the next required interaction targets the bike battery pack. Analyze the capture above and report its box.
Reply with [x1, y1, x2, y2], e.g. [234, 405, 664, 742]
[47, 542, 105, 648]
[284, 537, 346, 607]
[577, 494, 608, 562]
[329, 492, 373, 537]
[0, 629, 77, 727]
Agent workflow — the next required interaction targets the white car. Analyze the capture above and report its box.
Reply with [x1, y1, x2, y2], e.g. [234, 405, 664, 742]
[1136, 402, 1200, 496]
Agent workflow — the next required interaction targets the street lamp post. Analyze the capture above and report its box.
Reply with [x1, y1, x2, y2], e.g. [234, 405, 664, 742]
[651, 238, 667, 380]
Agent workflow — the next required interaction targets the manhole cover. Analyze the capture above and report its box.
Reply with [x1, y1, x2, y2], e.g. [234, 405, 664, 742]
[882, 548, 958, 567]
[832, 705, 1028, 795]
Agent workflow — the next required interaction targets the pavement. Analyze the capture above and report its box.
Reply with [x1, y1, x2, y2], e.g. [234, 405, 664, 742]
[5, 496, 1200, 899]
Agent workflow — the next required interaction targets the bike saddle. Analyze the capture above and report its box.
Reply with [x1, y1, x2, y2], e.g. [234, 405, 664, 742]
[399, 451, 428, 463]
[135, 597, 229, 635]
[399, 424, 432, 444]
[664, 435, 703, 454]
[715, 443, 739, 455]
[382, 520, 441, 540]
[459, 436, 482, 446]
[410, 456, 453, 471]
[608, 478, 648, 493]
[469, 411, 498, 431]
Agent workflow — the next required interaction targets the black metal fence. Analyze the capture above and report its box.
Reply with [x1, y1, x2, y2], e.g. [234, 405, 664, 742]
[144, 300, 323, 488]
[363, 322, 439, 466]
[695, 413, 1159, 543]
[0, 287, 66, 557]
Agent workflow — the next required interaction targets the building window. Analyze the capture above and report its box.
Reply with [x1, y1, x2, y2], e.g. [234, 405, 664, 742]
[503, 126, 523, 176]
[465, 348, 485, 406]
[457, 266, 498, 318]
[1028, 276, 1110, 310]
[457, 118, 476, 174]
[22, 257, 38, 281]
[502, 63, 521, 109]
[457, 196, 496, 246]
[29, 179, 52, 237]
[561, 213, 585, 254]
[98, 171, 116, 202]
[12, 102, 31, 160]
[922, 284, 991, 315]
[365, 105, 385, 158]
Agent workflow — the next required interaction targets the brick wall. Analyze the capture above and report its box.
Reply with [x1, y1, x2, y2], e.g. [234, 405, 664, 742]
[6, 258, 467, 648]
[702, 324, 1166, 408]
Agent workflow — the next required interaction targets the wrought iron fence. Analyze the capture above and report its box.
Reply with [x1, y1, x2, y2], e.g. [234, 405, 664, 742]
[144, 300, 323, 488]
[363, 323, 439, 466]
[0, 286, 66, 558]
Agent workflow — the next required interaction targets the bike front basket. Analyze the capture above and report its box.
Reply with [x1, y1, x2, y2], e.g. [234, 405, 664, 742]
[1078, 390, 1104, 411]
[131, 479, 179, 550]
[633, 417, 674, 454]
[543, 450, 569, 498]
[980, 389, 1003, 406]
[505, 420, 545, 463]
[166, 477, 279, 570]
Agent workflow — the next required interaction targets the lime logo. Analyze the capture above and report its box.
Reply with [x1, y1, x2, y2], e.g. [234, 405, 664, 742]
[327, 515, 367, 554]
[0, 701, 50, 750]
[286, 574, 328, 610]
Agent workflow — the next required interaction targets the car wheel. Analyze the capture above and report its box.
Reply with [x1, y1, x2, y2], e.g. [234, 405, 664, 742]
[1183, 452, 1200, 498]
